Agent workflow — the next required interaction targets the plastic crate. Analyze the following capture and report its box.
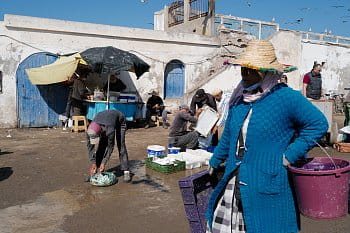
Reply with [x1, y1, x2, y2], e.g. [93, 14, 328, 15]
[145, 157, 185, 174]
[178, 170, 217, 233]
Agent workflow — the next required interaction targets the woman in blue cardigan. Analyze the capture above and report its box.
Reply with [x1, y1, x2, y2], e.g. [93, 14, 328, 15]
[206, 40, 328, 233]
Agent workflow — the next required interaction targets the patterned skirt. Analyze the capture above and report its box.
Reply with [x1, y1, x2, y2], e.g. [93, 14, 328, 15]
[206, 175, 246, 233]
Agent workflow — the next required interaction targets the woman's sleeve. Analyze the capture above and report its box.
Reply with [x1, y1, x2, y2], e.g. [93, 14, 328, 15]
[284, 91, 329, 163]
[209, 108, 232, 168]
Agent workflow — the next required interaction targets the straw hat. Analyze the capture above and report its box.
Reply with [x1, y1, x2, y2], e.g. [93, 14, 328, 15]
[233, 40, 297, 72]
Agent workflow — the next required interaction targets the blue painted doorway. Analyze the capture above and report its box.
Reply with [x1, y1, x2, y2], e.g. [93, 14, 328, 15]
[164, 60, 185, 99]
[16, 52, 69, 127]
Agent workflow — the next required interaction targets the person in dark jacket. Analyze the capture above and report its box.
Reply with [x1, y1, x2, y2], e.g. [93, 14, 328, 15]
[303, 62, 323, 100]
[71, 72, 90, 116]
[168, 104, 202, 151]
[86, 110, 131, 182]
[190, 89, 218, 145]
[190, 89, 217, 115]
[144, 90, 169, 129]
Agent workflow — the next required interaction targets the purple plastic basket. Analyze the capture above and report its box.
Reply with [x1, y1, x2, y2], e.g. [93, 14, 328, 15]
[179, 170, 215, 233]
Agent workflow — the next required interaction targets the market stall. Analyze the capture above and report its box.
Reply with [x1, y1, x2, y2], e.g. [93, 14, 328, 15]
[25, 46, 150, 124]
[80, 46, 150, 121]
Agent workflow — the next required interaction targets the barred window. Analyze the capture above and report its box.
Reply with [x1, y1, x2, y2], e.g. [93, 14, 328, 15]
[168, 1, 184, 27]
[189, 0, 209, 21]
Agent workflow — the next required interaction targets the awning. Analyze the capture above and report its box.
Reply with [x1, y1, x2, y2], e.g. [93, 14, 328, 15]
[26, 53, 87, 85]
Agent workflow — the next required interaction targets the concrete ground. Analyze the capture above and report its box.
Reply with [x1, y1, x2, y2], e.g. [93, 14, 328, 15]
[0, 123, 349, 233]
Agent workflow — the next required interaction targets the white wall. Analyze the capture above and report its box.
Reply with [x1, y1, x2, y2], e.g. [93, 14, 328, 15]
[301, 42, 350, 95]
[201, 65, 241, 94]
[270, 30, 303, 90]
[0, 14, 220, 127]
[271, 30, 350, 95]
[2, 14, 350, 128]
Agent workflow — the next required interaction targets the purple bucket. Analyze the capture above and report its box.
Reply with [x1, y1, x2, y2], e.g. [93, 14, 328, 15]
[288, 157, 350, 219]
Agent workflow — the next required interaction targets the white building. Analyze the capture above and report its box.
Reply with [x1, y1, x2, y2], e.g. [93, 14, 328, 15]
[1, 1, 350, 128]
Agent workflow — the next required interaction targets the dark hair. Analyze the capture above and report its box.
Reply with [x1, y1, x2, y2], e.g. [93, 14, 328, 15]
[313, 61, 322, 69]
[195, 89, 205, 98]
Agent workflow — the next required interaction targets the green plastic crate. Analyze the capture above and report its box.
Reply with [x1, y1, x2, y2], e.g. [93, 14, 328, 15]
[145, 157, 186, 174]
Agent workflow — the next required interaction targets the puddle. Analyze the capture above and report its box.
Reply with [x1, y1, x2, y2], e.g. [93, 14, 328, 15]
[0, 190, 79, 233]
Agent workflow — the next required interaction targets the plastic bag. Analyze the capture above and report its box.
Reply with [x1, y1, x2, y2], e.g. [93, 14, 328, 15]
[198, 133, 213, 149]
[90, 172, 117, 187]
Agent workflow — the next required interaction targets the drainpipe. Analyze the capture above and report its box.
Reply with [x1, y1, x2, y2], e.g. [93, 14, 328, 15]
[184, 0, 190, 23]
[209, 0, 216, 36]
[164, 5, 169, 31]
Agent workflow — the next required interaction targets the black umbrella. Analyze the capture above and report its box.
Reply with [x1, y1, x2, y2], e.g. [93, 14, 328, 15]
[80, 46, 150, 78]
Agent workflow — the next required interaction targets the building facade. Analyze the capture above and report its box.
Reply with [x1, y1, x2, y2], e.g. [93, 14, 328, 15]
[1, 7, 350, 127]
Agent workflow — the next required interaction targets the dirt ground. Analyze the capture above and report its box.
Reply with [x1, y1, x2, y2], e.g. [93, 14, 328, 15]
[0, 123, 349, 233]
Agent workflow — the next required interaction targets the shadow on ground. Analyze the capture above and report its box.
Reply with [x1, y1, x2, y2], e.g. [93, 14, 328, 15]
[0, 167, 13, 182]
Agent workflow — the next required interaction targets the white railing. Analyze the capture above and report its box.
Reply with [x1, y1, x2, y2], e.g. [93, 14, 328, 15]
[214, 14, 279, 40]
[300, 31, 350, 46]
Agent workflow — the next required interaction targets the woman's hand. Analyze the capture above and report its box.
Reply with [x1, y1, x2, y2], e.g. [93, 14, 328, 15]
[283, 154, 290, 167]
[99, 163, 105, 173]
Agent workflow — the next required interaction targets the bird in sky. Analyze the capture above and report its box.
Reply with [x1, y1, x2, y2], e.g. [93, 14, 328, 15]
[245, 1, 252, 7]
[285, 18, 304, 24]
[299, 7, 312, 11]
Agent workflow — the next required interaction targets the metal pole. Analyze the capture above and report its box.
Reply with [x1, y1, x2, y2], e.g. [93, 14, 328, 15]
[106, 73, 110, 110]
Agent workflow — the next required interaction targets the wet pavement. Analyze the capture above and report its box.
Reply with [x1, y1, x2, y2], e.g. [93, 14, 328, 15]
[0, 126, 349, 233]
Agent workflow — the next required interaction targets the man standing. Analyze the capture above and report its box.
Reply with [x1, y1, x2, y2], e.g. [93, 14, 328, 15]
[71, 72, 90, 116]
[144, 90, 169, 129]
[86, 110, 131, 182]
[212, 90, 232, 136]
[168, 104, 201, 151]
[303, 63, 323, 100]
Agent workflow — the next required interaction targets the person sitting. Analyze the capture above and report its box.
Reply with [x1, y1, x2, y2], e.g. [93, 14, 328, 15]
[144, 90, 169, 129]
[168, 104, 202, 151]
[86, 110, 131, 182]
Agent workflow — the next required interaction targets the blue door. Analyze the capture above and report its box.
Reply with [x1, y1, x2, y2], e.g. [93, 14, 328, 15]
[164, 60, 184, 98]
[16, 52, 69, 127]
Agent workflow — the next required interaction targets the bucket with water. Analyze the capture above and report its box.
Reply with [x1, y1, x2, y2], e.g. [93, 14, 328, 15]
[288, 156, 350, 219]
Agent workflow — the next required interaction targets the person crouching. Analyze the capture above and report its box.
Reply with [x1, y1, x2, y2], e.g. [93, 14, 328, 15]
[168, 104, 202, 151]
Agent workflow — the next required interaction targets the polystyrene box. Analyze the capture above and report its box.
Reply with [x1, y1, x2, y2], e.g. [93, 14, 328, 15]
[178, 170, 216, 233]
[194, 106, 219, 137]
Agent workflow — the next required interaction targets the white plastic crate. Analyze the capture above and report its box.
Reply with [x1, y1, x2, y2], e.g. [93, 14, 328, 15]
[194, 106, 219, 137]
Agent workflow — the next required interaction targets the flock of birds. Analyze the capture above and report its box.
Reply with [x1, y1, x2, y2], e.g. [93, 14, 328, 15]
[140, 0, 350, 29]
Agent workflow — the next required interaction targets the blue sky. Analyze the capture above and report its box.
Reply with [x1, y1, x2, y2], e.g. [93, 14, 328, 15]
[1, 0, 349, 37]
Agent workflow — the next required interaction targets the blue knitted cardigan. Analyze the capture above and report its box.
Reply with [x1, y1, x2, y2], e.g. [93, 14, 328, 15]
[206, 85, 328, 233]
